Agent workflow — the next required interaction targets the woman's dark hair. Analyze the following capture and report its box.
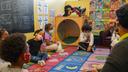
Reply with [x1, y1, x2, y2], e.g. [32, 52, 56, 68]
[33, 29, 42, 36]
[82, 24, 92, 32]
[0, 28, 7, 39]
[0, 33, 26, 64]
[45, 23, 52, 32]
[116, 4, 128, 29]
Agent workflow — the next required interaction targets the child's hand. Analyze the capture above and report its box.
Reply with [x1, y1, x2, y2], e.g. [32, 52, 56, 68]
[40, 43, 46, 52]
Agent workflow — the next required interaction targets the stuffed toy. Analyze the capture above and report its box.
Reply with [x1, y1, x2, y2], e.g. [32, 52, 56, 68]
[63, 5, 86, 17]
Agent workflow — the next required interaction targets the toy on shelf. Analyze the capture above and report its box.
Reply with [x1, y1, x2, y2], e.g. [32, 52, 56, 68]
[63, 5, 86, 17]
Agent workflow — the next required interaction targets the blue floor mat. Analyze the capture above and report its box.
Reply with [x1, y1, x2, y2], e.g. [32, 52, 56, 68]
[49, 51, 92, 72]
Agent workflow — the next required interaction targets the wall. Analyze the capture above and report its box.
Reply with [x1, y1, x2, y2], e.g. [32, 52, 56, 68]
[46, 0, 67, 23]
[25, 0, 90, 40]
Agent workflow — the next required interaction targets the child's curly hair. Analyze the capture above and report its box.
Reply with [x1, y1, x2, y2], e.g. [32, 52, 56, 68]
[33, 29, 43, 36]
[0, 33, 27, 64]
[82, 24, 92, 32]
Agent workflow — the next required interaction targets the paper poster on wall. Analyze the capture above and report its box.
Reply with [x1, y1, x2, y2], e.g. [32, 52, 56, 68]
[90, 11, 95, 20]
[95, 11, 102, 21]
[50, 9, 55, 18]
[90, 0, 96, 11]
[95, 21, 104, 30]
[44, 3, 48, 15]
[38, 16, 44, 29]
[103, 10, 109, 19]
[103, 0, 110, 9]
[96, 1, 103, 9]
[37, 0, 44, 14]
[49, 9, 55, 23]
[44, 16, 48, 24]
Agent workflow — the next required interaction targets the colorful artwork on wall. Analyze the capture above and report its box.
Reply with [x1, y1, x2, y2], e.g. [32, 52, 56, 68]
[90, 0, 122, 35]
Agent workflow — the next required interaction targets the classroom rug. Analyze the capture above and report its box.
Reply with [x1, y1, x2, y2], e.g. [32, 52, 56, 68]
[27, 47, 110, 72]
[80, 61, 105, 71]
[94, 48, 110, 55]
[80, 48, 110, 72]
[87, 54, 108, 62]
[27, 46, 78, 72]
[49, 50, 92, 72]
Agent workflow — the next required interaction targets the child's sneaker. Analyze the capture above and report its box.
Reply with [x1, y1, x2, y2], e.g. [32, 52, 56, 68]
[38, 60, 45, 66]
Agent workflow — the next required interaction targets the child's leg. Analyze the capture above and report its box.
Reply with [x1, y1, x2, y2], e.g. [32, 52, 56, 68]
[38, 52, 48, 60]
[78, 42, 88, 50]
[31, 52, 48, 63]
[31, 56, 42, 63]
[87, 46, 93, 52]
[56, 42, 64, 52]
[37, 52, 48, 66]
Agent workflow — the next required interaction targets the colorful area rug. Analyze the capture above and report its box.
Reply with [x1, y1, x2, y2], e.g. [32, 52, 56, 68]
[80, 48, 110, 71]
[94, 48, 110, 55]
[27, 47, 110, 72]
[87, 54, 108, 62]
[27, 46, 78, 72]
[80, 61, 105, 71]
[49, 50, 92, 72]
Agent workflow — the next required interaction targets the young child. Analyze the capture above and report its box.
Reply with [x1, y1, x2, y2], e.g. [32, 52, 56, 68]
[41, 23, 63, 52]
[78, 24, 94, 52]
[0, 28, 9, 43]
[0, 33, 31, 72]
[27, 29, 48, 64]
[0, 28, 10, 69]
[111, 27, 120, 49]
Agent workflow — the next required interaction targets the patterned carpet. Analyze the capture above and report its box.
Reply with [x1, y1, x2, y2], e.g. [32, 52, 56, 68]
[26, 47, 110, 72]
[49, 51, 92, 72]
[27, 46, 78, 72]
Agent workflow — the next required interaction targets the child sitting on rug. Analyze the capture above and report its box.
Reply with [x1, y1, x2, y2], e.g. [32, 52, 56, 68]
[27, 29, 48, 64]
[0, 33, 30, 72]
[0, 28, 9, 44]
[0, 28, 10, 69]
[78, 23, 94, 52]
[40, 23, 63, 52]
[111, 26, 120, 49]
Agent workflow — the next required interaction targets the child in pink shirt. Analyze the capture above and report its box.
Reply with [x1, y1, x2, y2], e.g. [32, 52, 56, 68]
[41, 23, 63, 52]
